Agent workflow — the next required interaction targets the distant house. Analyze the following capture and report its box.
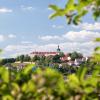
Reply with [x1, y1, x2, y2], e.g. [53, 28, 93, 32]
[60, 54, 90, 66]
[67, 61, 75, 66]
[60, 54, 71, 62]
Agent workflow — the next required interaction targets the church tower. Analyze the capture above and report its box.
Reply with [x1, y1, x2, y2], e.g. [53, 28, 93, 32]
[57, 45, 61, 54]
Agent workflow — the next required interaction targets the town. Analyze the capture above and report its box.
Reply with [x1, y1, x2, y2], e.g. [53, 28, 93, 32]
[0, 45, 91, 73]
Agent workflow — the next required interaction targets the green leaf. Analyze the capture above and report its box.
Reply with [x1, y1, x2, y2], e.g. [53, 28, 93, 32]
[94, 47, 100, 51]
[49, 5, 60, 11]
[2, 95, 13, 100]
[11, 82, 20, 92]
[27, 80, 35, 92]
[77, 67, 87, 82]
[0, 67, 9, 83]
[92, 66, 100, 77]
[65, 0, 75, 10]
[49, 9, 66, 19]
[22, 83, 28, 93]
[95, 38, 100, 42]
[93, 53, 100, 62]
[49, 12, 60, 19]
[23, 64, 34, 75]
[68, 74, 80, 87]
[84, 87, 94, 94]
[93, 10, 100, 21]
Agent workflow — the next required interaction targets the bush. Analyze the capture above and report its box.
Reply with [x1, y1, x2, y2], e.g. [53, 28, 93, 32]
[0, 64, 100, 100]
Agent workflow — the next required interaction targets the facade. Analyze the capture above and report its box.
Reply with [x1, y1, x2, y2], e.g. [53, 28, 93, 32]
[30, 52, 57, 57]
[30, 45, 61, 57]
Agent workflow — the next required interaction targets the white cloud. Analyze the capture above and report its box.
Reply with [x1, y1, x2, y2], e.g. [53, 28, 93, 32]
[39, 35, 61, 41]
[0, 8, 13, 13]
[3, 30, 100, 57]
[63, 30, 100, 42]
[0, 35, 6, 42]
[81, 23, 100, 30]
[0, 34, 16, 42]
[21, 41, 32, 44]
[21, 5, 35, 11]
[8, 34, 16, 38]
[4, 41, 98, 57]
[73, 22, 100, 31]
[5, 45, 17, 52]
[52, 25, 64, 29]
[39, 30, 100, 42]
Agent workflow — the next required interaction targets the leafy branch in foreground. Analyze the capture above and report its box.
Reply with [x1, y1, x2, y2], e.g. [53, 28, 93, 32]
[49, 0, 100, 25]
[0, 64, 100, 100]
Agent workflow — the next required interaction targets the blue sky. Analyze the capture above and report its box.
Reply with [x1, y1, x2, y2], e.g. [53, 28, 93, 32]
[0, 0, 100, 58]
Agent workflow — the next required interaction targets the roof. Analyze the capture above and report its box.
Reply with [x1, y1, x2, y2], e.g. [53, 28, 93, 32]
[30, 52, 57, 55]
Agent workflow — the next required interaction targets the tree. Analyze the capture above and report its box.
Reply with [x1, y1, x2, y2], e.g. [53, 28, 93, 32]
[49, 0, 100, 25]
[32, 55, 40, 62]
[24, 55, 31, 62]
[0, 58, 16, 65]
[70, 51, 83, 60]
[19, 55, 25, 63]
[16, 56, 20, 61]
[52, 54, 61, 63]
[59, 52, 65, 57]
[45, 55, 53, 65]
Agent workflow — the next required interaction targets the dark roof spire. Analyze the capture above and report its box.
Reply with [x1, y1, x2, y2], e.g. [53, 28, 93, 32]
[57, 45, 61, 52]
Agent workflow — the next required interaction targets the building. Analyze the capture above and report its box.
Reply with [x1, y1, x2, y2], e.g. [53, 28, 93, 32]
[60, 54, 71, 62]
[30, 52, 57, 57]
[30, 45, 61, 57]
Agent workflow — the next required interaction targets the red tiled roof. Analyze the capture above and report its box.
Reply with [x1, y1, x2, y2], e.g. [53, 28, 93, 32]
[30, 52, 57, 55]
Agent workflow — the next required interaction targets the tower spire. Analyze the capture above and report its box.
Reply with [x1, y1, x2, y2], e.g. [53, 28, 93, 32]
[57, 45, 61, 52]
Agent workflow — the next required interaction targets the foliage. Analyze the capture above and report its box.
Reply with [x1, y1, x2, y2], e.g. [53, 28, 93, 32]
[70, 51, 83, 60]
[0, 64, 100, 99]
[16, 55, 31, 62]
[0, 58, 16, 65]
[49, 0, 100, 25]
[52, 54, 61, 63]
[49, 1, 100, 99]
[32, 55, 40, 62]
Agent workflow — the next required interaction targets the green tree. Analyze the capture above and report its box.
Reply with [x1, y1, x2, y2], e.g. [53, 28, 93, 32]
[52, 54, 61, 63]
[59, 52, 65, 57]
[19, 55, 25, 63]
[70, 51, 83, 60]
[32, 55, 40, 62]
[16, 56, 20, 61]
[45, 55, 53, 66]
[24, 55, 31, 62]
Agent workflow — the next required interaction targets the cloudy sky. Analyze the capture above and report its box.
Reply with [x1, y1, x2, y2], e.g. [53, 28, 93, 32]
[0, 0, 100, 58]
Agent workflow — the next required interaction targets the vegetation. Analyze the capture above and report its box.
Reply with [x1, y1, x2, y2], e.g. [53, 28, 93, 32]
[0, 0, 100, 99]
[0, 63, 100, 100]
[69, 51, 83, 60]
[0, 58, 16, 65]
[16, 55, 31, 63]
[49, 0, 100, 25]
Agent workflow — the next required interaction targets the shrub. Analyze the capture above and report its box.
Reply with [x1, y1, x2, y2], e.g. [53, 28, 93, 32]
[0, 64, 100, 100]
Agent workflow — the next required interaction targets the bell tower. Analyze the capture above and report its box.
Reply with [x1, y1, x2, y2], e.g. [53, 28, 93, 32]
[57, 45, 61, 54]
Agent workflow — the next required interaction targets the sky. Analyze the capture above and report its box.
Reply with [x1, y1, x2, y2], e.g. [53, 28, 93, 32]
[0, 0, 100, 58]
